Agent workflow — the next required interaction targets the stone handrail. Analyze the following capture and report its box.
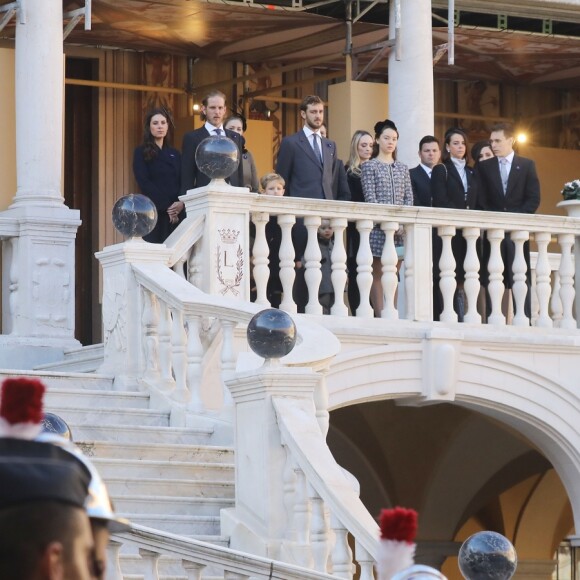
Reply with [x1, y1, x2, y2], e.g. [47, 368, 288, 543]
[109, 523, 340, 579]
[97, 239, 340, 418]
[273, 395, 380, 578]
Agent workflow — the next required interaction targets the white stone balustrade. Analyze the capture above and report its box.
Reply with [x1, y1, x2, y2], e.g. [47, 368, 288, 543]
[110, 524, 341, 580]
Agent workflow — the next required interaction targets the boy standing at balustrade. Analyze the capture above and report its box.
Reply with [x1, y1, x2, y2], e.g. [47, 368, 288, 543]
[259, 173, 285, 308]
[317, 219, 335, 314]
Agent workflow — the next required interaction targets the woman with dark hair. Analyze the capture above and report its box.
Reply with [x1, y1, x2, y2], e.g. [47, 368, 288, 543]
[225, 114, 260, 192]
[361, 120, 413, 317]
[471, 140, 494, 166]
[133, 108, 183, 243]
[431, 127, 477, 320]
[345, 130, 374, 315]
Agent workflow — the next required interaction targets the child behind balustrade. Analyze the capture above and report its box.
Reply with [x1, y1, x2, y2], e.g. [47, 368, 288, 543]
[317, 219, 335, 314]
[258, 173, 285, 308]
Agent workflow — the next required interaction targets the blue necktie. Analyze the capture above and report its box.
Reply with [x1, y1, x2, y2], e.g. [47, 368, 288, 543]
[214, 128, 223, 136]
[312, 134, 323, 165]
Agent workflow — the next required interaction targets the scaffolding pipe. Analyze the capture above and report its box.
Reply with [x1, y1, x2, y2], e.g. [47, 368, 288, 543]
[448, 0, 455, 65]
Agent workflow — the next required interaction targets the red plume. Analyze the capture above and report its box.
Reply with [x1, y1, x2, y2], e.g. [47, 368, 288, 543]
[0, 378, 46, 438]
[376, 507, 418, 580]
[379, 507, 418, 544]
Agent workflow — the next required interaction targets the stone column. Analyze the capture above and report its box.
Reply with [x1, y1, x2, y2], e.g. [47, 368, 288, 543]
[13, 0, 64, 207]
[0, 0, 82, 368]
[388, 0, 434, 166]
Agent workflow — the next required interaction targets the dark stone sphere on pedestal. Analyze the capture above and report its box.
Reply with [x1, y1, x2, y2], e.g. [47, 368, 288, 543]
[112, 193, 157, 238]
[41, 412, 73, 441]
[195, 136, 240, 180]
[247, 309, 297, 360]
[458, 531, 517, 580]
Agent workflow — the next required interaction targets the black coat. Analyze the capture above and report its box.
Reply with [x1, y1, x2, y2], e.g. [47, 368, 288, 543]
[181, 126, 244, 194]
[133, 145, 181, 243]
[410, 164, 432, 207]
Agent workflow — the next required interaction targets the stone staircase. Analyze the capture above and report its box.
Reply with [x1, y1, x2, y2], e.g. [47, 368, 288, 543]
[0, 368, 235, 548]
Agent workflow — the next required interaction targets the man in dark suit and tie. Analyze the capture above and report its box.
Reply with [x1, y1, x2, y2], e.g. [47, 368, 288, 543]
[181, 90, 244, 194]
[409, 135, 441, 207]
[476, 122, 540, 320]
[275, 95, 350, 311]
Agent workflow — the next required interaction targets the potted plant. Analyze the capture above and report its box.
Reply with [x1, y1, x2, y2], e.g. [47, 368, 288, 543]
[557, 179, 580, 217]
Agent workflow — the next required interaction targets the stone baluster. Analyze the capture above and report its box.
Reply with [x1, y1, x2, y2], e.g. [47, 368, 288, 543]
[330, 217, 348, 316]
[330, 513, 354, 579]
[308, 483, 330, 573]
[172, 250, 190, 280]
[530, 264, 539, 327]
[251, 212, 270, 306]
[139, 548, 161, 580]
[550, 270, 563, 328]
[142, 288, 160, 382]
[294, 467, 314, 568]
[181, 560, 206, 580]
[171, 308, 190, 403]
[437, 226, 457, 323]
[105, 539, 123, 580]
[402, 222, 414, 321]
[282, 445, 298, 541]
[158, 301, 176, 391]
[558, 233, 576, 329]
[188, 244, 203, 289]
[355, 542, 375, 580]
[278, 214, 297, 313]
[7, 237, 18, 332]
[185, 314, 205, 412]
[220, 320, 236, 407]
[463, 227, 481, 324]
[487, 229, 506, 326]
[511, 230, 530, 327]
[355, 220, 374, 318]
[534, 232, 552, 328]
[380, 221, 399, 320]
[304, 216, 323, 315]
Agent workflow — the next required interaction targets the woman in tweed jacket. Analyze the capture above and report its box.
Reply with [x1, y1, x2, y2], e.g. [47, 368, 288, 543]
[361, 119, 413, 317]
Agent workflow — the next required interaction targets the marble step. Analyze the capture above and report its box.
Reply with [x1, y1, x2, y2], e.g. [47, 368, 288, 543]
[34, 343, 104, 373]
[73, 441, 233, 462]
[118, 514, 221, 536]
[105, 477, 234, 498]
[51, 406, 169, 428]
[92, 458, 234, 480]
[70, 423, 214, 445]
[115, 495, 234, 516]
[45, 388, 150, 410]
[0, 368, 115, 391]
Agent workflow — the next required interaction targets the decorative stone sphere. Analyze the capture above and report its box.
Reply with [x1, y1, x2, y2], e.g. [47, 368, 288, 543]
[458, 531, 517, 580]
[247, 309, 297, 360]
[195, 135, 240, 180]
[41, 412, 73, 441]
[112, 193, 157, 238]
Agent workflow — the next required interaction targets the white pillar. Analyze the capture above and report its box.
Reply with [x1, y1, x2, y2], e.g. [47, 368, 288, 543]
[14, 0, 64, 207]
[0, 0, 82, 368]
[388, 0, 434, 166]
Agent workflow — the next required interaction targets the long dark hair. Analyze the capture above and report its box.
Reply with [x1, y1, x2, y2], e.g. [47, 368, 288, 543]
[142, 108, 172, 162]
[442, 127, 469, 162]
[372, 119, 399, 160]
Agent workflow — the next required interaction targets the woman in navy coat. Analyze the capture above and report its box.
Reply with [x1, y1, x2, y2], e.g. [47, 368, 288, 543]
[133, 108, 183, 243]
[431, 127, 477, 320]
